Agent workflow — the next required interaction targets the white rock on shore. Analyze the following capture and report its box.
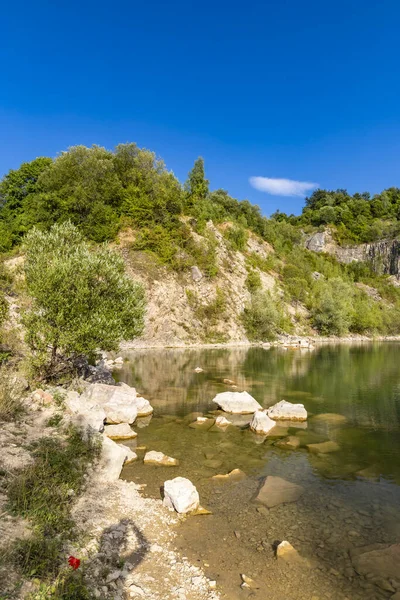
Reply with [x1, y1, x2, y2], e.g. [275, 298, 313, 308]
[250, 410, 276, 435]
[65, 390, 106, 433]
[99, 435, 131, 481]
[266, 400, 307, 421]
[163, 477, 200, 513]
[212, 391, 262, 414]
[82, 383, 153, 424]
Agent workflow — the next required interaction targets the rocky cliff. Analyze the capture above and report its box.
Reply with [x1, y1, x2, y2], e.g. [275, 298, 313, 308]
[306, 230, 400, 279]
[119, 222, 280, 348]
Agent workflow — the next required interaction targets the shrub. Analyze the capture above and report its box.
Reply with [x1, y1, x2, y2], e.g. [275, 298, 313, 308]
[224, 225, 248, 251]
[23, 222, 145, 377]
[310, 279, 354, 335]
[242, 290, 291, 340]
[245, 270, 262, 293]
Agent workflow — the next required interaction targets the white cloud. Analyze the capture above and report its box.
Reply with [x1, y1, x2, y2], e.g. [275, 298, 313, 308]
[249, 176, 319, 197]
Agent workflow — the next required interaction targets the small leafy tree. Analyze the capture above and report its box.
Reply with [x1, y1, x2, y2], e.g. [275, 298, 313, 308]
[184, 157, 209, 208]
[23, 222, 145, 377]
[242, 290, 291, 340]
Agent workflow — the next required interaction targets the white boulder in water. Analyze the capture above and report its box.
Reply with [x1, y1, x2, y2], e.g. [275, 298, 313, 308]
[212, 391, 262, 414]
[163, 477, 200, 513]
[250, 410, 276, 435]
[144, 451, 179, 466]
[104, 423, 137, 440]
[100, 436, 130, 481]
[266, 400, 307, 421]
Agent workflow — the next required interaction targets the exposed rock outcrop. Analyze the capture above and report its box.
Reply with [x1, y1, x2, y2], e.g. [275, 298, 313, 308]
[306, 229, 400, 278]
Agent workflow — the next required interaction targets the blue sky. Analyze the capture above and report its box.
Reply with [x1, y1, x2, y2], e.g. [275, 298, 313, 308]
[1, 0, 400, 215]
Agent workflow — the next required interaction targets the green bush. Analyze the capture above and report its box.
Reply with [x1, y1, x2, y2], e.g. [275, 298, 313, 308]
[310, 279, 354, 335]
[224, 225, 248, 251]
[23, 222, 145, 377]
[245, 270, 262, 293]
[242, 290, 291, 340]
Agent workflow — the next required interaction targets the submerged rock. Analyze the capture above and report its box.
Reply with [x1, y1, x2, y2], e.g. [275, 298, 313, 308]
[250, 410, 276, 435]
[266, 400, 307, 421]
[212, 391, 262, 414]
[203, 459, 223, 469]
[307, 441, 340, 454]
[350, 543, 400, 581]
[194, 367, 204, 373]
[188, 417, 215, 431]
[275, 435, 301, 450]
[215, 415, 231, 429]
[144, 451, 179, 466]
[163, 477, 200, 513]
[311, 413, 347, 425]
[104, 423, 137, 440]
[256, 476, 304, 508]
[211, 469, 246, 482]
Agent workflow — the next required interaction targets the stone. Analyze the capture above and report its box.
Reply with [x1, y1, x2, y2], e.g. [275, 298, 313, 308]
[163, 477, 200, 514]
[266, 400, 307, 421]
[144, 451, 179, 466]
[104, 423, 137, 440]
[241, 574, 259, 589]
[65, 390, 106, 433]
[256, 476, 304, 508]
[99, 436, 129, 481]
[350, 544, 400, 581]
[312, 413, 347, 425]
[212, 391, 262, 414]
[114, 356, 124, 364]
[191, 266, 203, 281]
[215, 415, 231, 429]
[223, 378, 236, 385]
[188, 418, 215, 431]
[129, 584, 145, 597]
[307, 441, 340, 454]
[276, 541, 307, 565]
[250, 410, 276, 435]
[32, 389, 53, 404]
[83, 383, 153, 423]
[275, 436, 301, 450]
[192, 506, 212, 516]
[194, 367, 204, 373]
[211, 469, 246, 482]
[119, 444, 137, 464]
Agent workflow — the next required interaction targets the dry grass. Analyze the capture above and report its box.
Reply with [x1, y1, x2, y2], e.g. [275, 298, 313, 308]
[0, 367, 23, 421]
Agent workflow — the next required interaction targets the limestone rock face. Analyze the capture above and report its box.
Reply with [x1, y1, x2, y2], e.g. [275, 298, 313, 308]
[256, 476, 304, 508]
[267, 400, 307, 421]
[104, 423, 137, 440]
[350, 544, 400, 581]
[250, 410, 276, 435]
[144, 451, 179, 466]
[65, 391, 106, 433]
[163, 477, 200, 513]
[212, 391, 262, 414]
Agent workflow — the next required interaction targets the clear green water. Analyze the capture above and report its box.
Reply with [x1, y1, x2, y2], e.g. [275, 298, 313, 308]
[117, 344, 400, 600]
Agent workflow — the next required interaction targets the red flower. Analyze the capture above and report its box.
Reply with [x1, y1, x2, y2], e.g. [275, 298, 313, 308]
[68, 556, 81, 570]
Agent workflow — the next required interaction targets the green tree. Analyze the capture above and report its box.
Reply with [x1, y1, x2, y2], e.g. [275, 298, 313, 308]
[23, 222, 145, 376]
[185, 157, 209, 207]
[242, 290, 291, 340]
[310, 279, 353, 335]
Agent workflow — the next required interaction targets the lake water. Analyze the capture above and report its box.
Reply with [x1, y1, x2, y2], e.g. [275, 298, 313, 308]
[117, 344, 400, 600]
